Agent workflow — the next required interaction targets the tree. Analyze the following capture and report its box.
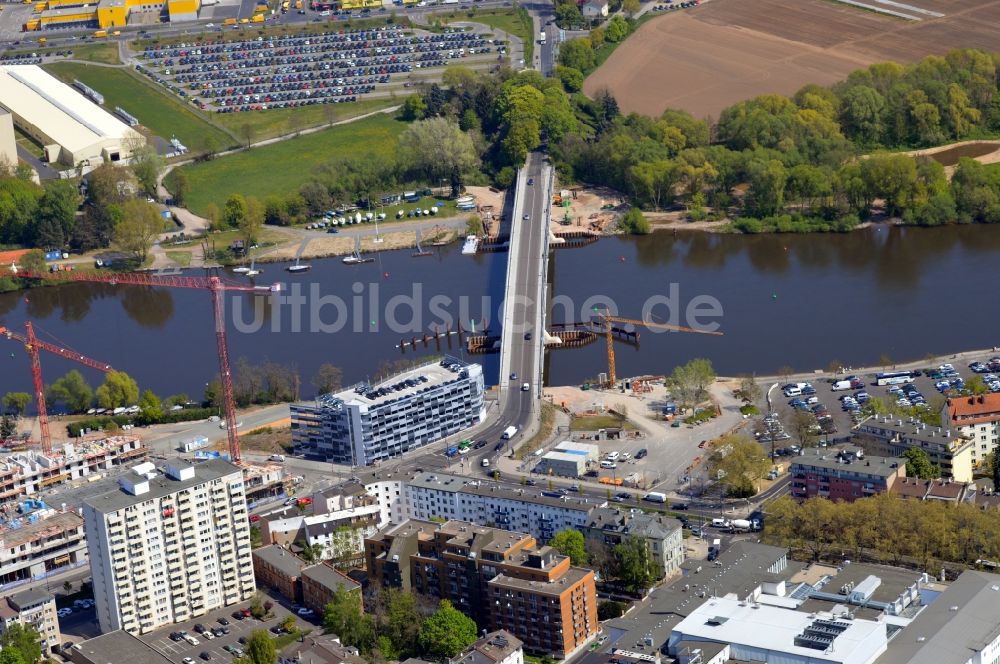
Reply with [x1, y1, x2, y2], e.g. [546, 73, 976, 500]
[401, 93, 426, 121]
[622, 0, 640, 16]
[555, 65, 584, 93]
[666, 358, 716, 406]
[0, 415, 15, 439]
[171, 170, 190, 206]
[550, 529, 588, 565]
[95, 371, 140, 410]
[605, 15, 629, 42]
[240, 196, 265, 247]
[36, 179, 79, 248]
[311, 363, 343, 396]
[223, 194, 248, 229]
[376, 588, 423, 660]
[114, 199, 162, 262]
[2, 392, 31, 416]
[0, 647, 25, 664]
[418, 600, 477, 659]
[138, 389, 162, 420]
[597, 600, 626, 620]
[281, 614, 298, 633]
[619, 207, 650, 234]
[301, 542, 324, 563]
[238, 629, 276, 664]
[558, 37, 595, 72]
[613, 536, 658, 593]
[789, 409, 818, 448]
[735, 375, 762, 405]
[130, 143, 165, 196]
[323, 588, 372, 652]
[707, 434, 770, 497]
[398, 117, 480, 196]
[0, 623, 41, 664]
[904, 447, 939, 479]
[240, 123, 256, 149]
[47, 370, 93, 413]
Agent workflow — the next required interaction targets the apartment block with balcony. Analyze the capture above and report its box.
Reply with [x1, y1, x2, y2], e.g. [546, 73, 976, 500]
[789, 450, 904, 502]
[82, 458, 255, 635]
[0, 508, 86, 588]
[944, 394, 1000, 467]
[291, 357, 485, 466]
[0, 589, 61, 655]
[854, 416, 973, 481]
[365, 520, 598, 658]
[583, 507, 684, 579]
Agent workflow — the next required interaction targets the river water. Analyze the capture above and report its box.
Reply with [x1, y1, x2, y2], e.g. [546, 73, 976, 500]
[1, 224, 999, 399]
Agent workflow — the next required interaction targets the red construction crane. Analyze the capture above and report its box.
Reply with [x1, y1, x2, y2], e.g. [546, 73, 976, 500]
[3, 265, 281, 463]
[0, 321, 114, 455]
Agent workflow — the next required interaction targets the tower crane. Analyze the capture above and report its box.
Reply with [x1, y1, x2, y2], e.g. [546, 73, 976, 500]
[595, 310, 723, 387]
[0, 321, 114, 455]
[4, 264, 282, 463]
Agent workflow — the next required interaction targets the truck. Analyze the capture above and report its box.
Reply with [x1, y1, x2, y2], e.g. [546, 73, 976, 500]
[730, 519, 752, 532]
[223, 16, 237, 24]
[251, 13, 264, 22]
[93, 30, 108, 38]
[539, 30, 546, 44]
[643, 491, 667, 503]
[831, 380, 853, 391]
[501, 425, 517, 440]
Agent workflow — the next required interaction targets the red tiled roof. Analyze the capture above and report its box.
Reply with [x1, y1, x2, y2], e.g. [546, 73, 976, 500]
[946, 394, 1000, 426]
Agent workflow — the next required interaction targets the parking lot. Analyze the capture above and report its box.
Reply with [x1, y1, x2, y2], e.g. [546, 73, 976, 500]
[765, 352, 1000, 454]
[136, 26, 500, 112]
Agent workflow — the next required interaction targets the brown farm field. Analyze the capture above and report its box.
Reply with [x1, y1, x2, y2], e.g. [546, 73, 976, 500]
[584, 0, 1000, 119]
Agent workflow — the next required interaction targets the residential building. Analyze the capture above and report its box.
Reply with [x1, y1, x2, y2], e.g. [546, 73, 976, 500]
[854, 417, 973, 481]
[789, 450, 904, 502]
[68, 630, 174, 664]
[582, 0, 608, 17]
[583, 507, 684, 580]
[944, 394, 1000, 466]
[452, 631, 523, 664]
[278, 634, 366, 664]
[876, 570, 1000, 664]
[0, 436, 145, 505]
[292, 357, 485, 467]
[82, 459, 255, 635]
[890, 476, 975, 504]
[0, 66, 144, 167]
[667, 596, 888, 664]
[0, 589, 60, 655]
[0, 507, 87, 587]
[300, 563, 361, 615]
[365, 519, 598, 658]
[404, 472, 605, 543]
[253, 545, 307, 603]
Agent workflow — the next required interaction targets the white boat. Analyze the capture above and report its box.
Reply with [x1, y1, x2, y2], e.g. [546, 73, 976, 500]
[286, 258, 311, 273]
[342, 255, 362, 265]
[232, 266, 250, 274]
[246, 257, 260, 277]
[462, 235, 479, 255]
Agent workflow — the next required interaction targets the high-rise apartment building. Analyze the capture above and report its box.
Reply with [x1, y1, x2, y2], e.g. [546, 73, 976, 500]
[82, 458, 255, 634]
[291, 357, 485, 466]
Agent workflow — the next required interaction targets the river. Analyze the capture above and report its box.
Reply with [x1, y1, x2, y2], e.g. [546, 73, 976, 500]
[1, 223, 999, 400]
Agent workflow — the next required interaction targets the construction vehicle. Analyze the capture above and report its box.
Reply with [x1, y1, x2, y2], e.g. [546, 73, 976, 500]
[0, 322, 113, 455]
[3, 263, 282, 463]
[594, 310, 722, 387]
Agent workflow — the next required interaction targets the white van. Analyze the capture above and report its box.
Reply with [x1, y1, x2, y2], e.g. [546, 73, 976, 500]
[605, 451, 620, 461]
[711, 518, 729, 528]
[268, 454, 285, 462]
[782, 385, 802, 397]
[600, 460, 617, 469]
[643, 491, 667, 503]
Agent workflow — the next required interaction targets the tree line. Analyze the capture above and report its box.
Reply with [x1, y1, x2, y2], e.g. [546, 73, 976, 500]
[765, 492, 1000, 571]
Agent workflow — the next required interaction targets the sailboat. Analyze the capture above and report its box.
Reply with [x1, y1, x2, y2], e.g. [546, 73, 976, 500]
[246, 256, 261, 277]
[286, 257, 311, 273]
[342, 250, 374, 265]
[232, 263, 250, 274]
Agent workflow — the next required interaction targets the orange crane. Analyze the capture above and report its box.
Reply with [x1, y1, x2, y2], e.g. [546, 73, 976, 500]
[0, 321, 114, 455]
[4, 264, 281, 463]
[595, 311, 723, 387]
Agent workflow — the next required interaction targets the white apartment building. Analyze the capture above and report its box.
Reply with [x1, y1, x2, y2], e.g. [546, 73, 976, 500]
[403, 472, 606, 542]
[291, 357, 485, 466]
[944, 394, 1000, 466]
[82, 458, 255, 635]
[583, 507, 684, 579]
[0, 589, 61, 655]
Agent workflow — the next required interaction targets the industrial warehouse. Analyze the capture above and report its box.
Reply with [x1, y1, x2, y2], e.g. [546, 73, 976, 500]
[0, 65, 144, 168]
[23, 0, 200, 31]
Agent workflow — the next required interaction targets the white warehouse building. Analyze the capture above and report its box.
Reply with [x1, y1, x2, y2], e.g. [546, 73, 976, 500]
[291, 356, 485, 466]
[0, 65, 144, 168]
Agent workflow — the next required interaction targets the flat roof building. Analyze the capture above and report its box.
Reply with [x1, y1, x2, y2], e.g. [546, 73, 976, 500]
[83, 458, 255, 634]
[292, 357, 485, 466]
[0, 508, 87, 588]
[68, 629, 174, 664]
[789, 449, 904, 502]
[0, 65, 144, 168]
[854, 416, 973, 481]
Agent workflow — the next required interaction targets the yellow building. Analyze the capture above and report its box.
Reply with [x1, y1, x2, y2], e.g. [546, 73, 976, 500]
[340, 0, 380, 9]
[22, 0, 199, 30]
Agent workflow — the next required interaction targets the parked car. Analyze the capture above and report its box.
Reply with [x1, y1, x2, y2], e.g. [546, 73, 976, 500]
[635, 448, 648, 459]
[672, 503, 689, 510]
[297, 607, 314, 616]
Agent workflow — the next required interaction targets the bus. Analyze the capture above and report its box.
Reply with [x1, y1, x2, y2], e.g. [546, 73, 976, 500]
[875, 371, 916, 386]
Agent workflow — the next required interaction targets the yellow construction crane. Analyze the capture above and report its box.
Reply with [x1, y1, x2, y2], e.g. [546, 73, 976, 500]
[596, 311, 723, 386]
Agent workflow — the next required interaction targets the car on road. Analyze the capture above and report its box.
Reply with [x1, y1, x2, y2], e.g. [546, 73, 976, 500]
[528, 178, 534, 185]
[672, 503, 689, 510]
[524, 332, 532, 340]
[522, 214, 530, 220]
[510, 372, 517, 380]
[521, 382, 530, 392]
[613, 492, 632, 502]
[494, 441, 505, 451]
[297, 607, 314, 616]
[473, 440, 488, 449]
[569, 483, 580, 491]
[525, 478, 537, 486]
[182, 659, 196, 664]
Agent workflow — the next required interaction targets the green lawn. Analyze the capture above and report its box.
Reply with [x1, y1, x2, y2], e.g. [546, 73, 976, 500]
[165, 250, 192, 266]
[569, 414, 636, 431]
[172, 113, 406, 214]
[44, 62, 234, 154]
[69, 42, 121, 64]
[214, 98, 397, 142]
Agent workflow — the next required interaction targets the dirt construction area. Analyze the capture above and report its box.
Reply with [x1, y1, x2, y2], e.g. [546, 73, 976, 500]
[584, 0, 1000, 118]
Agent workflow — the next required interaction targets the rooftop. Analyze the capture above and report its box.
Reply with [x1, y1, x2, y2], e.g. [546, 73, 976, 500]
[408, 472, 606, 511]
[891, 477, 972, 502]
[82, 458, 241, 514]
[856, 417, 969, 452]
[280, 634, 365, 664]
[945, 394, 1000, 426]
[7, 588, 53, 611]
[253, 545, 307, 578]
[790, 451, 902, 478]
[488, 566, 593, 596]
[302, 563, 361, 594]
[876, 570, 1000, 664]
[453, 630, 523, 664]
[585, 507, 681, 540]
[0, 65, 141, 155]
[308, 357, 479, 410]
[70, 630, 174, 664]
[0, 510, 82, 549]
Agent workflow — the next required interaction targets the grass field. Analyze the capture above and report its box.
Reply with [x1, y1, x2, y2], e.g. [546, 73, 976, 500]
[172, 112, 406, 214]
[569, 414, 636, 431]
[44, 62, 234, 154]
[214, 98, 397, 142]
[69, 42, 121, 64]
[164, 251, 192, 266]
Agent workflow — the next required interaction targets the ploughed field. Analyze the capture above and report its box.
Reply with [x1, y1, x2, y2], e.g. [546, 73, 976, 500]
[584, 0, 1000, 118]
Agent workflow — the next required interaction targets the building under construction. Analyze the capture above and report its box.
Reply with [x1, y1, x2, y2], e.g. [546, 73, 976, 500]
[0, 502, 86, 588]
